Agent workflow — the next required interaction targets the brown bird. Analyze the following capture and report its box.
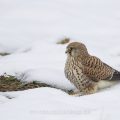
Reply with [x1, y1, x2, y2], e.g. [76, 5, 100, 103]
[65, 42, 120, 96]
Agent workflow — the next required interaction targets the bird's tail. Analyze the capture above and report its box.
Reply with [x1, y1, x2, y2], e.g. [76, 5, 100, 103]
[111, 70, 120, 80]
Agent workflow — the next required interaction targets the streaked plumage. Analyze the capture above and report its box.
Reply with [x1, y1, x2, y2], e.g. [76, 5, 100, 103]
[65, 42, 120, 96]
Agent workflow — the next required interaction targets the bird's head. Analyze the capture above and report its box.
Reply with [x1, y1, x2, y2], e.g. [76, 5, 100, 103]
[65, 42, 89, 58]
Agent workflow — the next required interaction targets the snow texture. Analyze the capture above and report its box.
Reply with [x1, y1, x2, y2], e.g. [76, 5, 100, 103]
[0, 0, 120, 120]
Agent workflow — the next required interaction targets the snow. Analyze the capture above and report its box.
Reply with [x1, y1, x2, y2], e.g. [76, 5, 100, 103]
[1, 87, 120, 120]
[0, 0, 120, 120]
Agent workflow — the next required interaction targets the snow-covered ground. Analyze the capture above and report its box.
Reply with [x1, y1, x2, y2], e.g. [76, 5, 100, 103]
[0, 0, 120, 120]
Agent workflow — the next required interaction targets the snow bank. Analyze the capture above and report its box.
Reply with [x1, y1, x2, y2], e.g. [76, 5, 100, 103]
[0, 0, 120, 119]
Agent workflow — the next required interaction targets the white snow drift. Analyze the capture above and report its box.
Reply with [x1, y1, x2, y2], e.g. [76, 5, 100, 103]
[0, 0, 120, 120]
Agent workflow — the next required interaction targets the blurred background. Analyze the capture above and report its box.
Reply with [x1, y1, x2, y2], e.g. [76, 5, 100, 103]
[0, 0, 120, 51]
[0, 0, 120, 87]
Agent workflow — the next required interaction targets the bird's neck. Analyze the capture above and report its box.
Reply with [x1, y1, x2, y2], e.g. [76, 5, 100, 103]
[76, 54, 90, 64]
[67, 53, 90, 64]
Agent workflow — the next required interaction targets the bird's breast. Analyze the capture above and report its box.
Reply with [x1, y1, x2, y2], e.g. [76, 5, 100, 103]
[65, 57, 86, 85]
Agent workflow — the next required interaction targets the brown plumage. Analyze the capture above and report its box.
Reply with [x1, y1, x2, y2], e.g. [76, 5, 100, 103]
[65, 42, 120, 96]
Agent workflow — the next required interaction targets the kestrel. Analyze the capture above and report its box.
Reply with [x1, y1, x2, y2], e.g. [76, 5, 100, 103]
[65, 42, 120, 96]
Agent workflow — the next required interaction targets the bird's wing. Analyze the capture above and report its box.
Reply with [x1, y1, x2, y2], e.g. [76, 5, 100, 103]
[102, 62, 120, 80]
[82, 56, 116, 81]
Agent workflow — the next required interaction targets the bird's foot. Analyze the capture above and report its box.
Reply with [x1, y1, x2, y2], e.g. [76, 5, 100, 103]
[69, 89, 84, 96]
[70, 92, 83, 97]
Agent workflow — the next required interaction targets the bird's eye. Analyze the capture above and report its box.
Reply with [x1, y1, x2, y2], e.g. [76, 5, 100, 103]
[70, 47, 73, 50]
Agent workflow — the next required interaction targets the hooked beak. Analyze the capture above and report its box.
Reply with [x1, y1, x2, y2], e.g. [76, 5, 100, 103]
[65, 49, 68, 54]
